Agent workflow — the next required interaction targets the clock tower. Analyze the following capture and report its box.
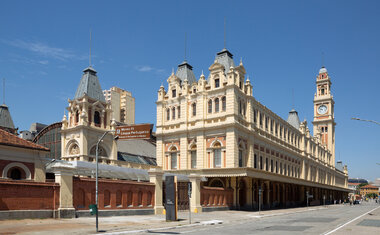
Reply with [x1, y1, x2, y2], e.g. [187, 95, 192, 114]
[313, 66, 336, 160]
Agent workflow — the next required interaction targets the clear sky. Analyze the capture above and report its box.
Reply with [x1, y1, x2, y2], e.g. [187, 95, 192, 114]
[0, 0, 379, 181]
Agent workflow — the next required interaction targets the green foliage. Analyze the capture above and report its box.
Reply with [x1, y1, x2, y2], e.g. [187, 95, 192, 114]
[358, 183, 369, 188]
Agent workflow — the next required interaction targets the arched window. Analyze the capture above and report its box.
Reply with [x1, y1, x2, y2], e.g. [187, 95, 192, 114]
[222, 96, 226, 112]
[192, 103, 196, 116]
[9, 168, 22, 180]
[213, 142, 222, 168]
[208, 99, 212, 113]
[170, 146, 178, 169]
[127, 191, 133, 207]
[75, 111, 79, 124]
[190, 145, 197, 169]
[167, 108, 170, 121]
[104, 190, 110, 207]
[172, 107, 175, 120]
[116, 190, 122, 207]
[238, 149, 243, 167]
[94, 111, 101, 126]
[238, 99, 242, 114]
[90, 145, 107, 157]
[215, 98, 219, 113]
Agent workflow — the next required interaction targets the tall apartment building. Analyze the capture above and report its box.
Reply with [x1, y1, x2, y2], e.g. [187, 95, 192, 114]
[103, 86, 135, 124]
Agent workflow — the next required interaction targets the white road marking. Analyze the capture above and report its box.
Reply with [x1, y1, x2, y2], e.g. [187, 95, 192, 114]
[321, 205, 380, 235]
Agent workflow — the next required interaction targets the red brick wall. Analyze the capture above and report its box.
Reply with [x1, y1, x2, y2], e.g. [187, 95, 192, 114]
[73, 177, 155, 210]
[0, 160, 35, 179]
[0, 179, 59, 210]
[201, 186, 233, 208]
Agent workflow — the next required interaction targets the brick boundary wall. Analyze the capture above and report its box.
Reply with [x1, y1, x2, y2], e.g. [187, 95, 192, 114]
[0, 179, 59, 211]
[73, 177, 155, 211]
[201, 186, 233, 208]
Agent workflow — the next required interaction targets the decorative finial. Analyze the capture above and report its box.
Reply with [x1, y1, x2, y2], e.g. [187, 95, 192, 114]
[240, 57, 243, 66]
[171, 68, 174, 75]
[201, 70, 204, 76]
[246, 75, 250, 82]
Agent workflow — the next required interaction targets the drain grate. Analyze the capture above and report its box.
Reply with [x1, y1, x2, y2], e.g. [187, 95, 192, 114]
[357, 219, 380, 227]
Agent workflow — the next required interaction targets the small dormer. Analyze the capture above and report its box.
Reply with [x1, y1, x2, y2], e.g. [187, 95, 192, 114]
[167, 71, 181, 99]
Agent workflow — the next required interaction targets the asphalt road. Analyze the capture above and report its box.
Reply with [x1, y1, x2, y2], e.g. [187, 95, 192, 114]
[140, 201, 380, 235]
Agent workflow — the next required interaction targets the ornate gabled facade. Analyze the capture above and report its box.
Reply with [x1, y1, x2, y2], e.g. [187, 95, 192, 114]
[156, 48, 349, 211]
[61, 66, 118, 163]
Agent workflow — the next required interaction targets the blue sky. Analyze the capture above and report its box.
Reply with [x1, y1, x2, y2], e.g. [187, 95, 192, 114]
[0, 0, 379, 181]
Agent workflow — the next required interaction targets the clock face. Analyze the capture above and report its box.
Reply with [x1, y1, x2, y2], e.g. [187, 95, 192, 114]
[317, 105, 328, 115]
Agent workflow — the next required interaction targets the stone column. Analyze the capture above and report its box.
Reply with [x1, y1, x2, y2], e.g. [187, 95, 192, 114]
[55, 170, 75, 218]
[148, 168, 164, 214]
[188, 174, 202, 213]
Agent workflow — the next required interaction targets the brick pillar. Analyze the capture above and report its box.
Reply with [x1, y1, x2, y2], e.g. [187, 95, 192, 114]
[148, 168, 164, 214]
[55, 170, 75, 218]
[188, 174, 202, 213]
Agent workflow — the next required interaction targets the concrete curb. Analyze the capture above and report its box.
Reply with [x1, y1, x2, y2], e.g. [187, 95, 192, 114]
[95, 220, 224, 235]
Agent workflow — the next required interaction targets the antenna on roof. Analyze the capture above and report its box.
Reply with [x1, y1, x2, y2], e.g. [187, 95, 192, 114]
[2, 78, 5, 105]
[89, 28, 92, 67]
[184, 32, 187, 62]
[224, 17, 227, 49]
[321, 51, 325, 68]
[292, 88, 295, 109]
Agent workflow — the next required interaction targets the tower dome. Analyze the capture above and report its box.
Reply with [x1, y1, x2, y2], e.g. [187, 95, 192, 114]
[319, 66, 327, 74]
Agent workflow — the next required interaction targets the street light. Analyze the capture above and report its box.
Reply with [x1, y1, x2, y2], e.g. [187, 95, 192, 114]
[351, 117, 380, 126]
[95, 130, 116, 232]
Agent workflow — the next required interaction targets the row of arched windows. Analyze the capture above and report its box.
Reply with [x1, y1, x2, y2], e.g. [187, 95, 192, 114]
[253, 153, 300, 178]
[208, 96, 226, 114]
[166, 106, 181, 121]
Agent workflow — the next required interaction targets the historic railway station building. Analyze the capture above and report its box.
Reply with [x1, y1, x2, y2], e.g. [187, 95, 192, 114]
[156, 48, 349, 211]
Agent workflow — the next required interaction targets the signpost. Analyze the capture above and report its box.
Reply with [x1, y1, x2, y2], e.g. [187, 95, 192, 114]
[165, 176, 177, 221]
[115, 124, 153, 140]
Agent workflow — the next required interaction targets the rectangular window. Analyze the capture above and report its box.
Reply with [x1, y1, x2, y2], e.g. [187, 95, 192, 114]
[239, 150, 243, 167]
[266, 158, 269, 171]
[171, 152, 177, 169]
[215, 78, 220, 88]
[260, 156, 263, 170]
[280, 162, 283, 174]
[265, 117, 268, 129]
[192, 103, 196, 116]
[276, 161, 278, 173]
[172, 89, 176, 98]
[253, 109, 257, 123]
[260, 114, 263, 127]
[214, 149, 221, 168]
[271, 159, 274, 172]
[191, 151, 197, 168]
[178, 106, 181, 118]
[254, 154, 257, 169]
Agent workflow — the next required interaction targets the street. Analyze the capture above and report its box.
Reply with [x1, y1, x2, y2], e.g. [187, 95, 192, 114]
[1, 201, 379, 235]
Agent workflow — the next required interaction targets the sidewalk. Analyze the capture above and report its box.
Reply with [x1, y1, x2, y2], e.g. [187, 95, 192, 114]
[0, 205, 340, 235]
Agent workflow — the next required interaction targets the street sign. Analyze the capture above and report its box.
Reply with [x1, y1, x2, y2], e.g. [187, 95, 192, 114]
[115, 124, 153, 140]
[188, 182, 192, 198]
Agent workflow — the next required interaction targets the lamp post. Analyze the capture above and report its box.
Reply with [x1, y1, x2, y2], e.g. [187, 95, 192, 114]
[95, 130, 115, 232]
[351, 117, 380, 126]
[306, 191, 309, 208]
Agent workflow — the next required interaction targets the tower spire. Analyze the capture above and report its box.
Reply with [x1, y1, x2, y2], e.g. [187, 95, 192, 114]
[224, 16, 226, 49]
[184, 32, 187, 62]
[321, 51, 325, 68]
[2, 78, 4, 105]
[89, 28, 92, 67]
